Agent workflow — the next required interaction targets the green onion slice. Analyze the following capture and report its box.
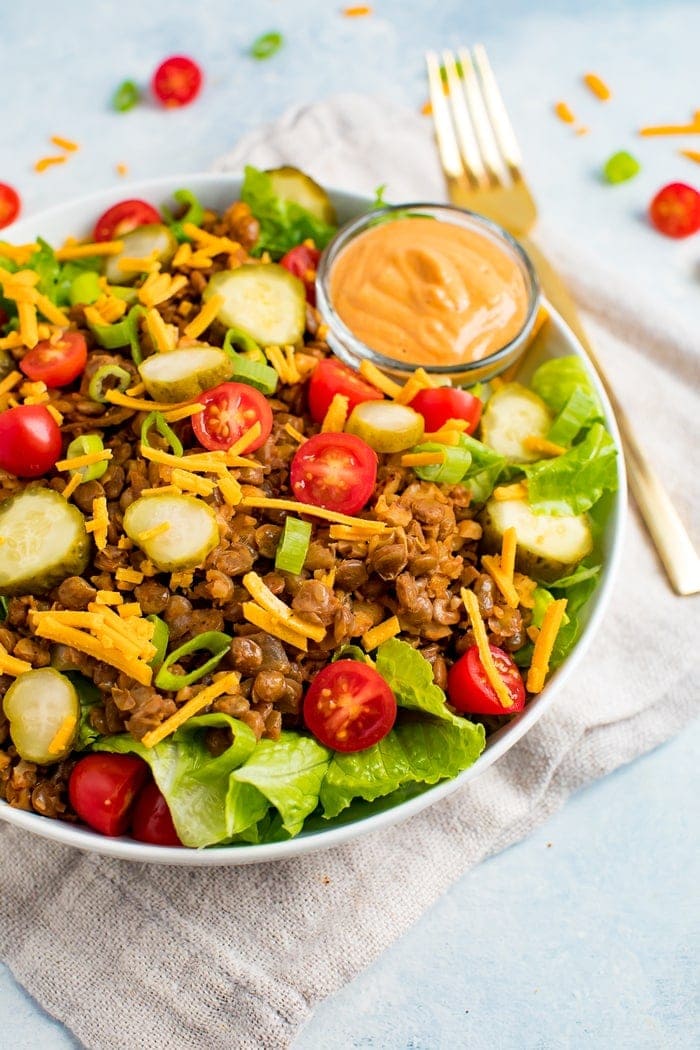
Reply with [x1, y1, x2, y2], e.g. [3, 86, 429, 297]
[65, 434, 109, 482]
[229, 355, 278, 395]
[146, 615, 170, 669]
[411, 442, 473, 486]
[69, 271, 101, 307]
[249, 31, 283, 60]
[87, 363, 132, 404]
[154, 631, 232, 691]
[112, 79, 140, 113]
[87, 304, 144, 360]
[275, 517, 312, 574]
[140, 410, 184, 458]
[223, 326, 265, 361]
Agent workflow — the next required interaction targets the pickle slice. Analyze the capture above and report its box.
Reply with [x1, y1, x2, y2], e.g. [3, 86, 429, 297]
[265, 166, 338, 225]
[123, 493, 220, 572]
[104, 223, 178, 285]
[480, 383, 552, 464]
[480, 497, 593, 582]
[346, 401, 425, 453]
[138, 346, 232, 403]
[205, 264, 306, 346]
[3, 668, 79, 765]
[0, 488, 90, 596]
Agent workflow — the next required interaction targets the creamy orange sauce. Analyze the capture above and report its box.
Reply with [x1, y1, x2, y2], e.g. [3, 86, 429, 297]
[329, 217, 530, 366]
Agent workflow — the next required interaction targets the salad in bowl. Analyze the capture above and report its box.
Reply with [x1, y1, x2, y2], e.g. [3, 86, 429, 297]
[0, 168, 621, 858]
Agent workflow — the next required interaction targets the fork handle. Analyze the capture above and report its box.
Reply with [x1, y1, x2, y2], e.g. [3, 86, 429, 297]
[521, 236, 700, 597]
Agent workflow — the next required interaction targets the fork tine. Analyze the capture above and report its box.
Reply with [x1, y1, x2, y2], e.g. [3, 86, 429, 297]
[440, 51, 489, 189]
[425, 51, 464, 180]
[456, 47, 509, 186]
[472, 43, 524, 179]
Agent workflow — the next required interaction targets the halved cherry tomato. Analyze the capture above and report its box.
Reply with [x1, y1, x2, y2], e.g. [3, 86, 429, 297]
[93, 199, 161, 242]
[152, 55, 203, 108]
[307, 357, 384, 424]
[649, 182, 700, 239]
[280, 243, 321, 305]
[290, 432, 377, 515]
[0, 183, 20, 230]
[68, 754, 149, 837]
[447, 644, 525, 716]
[303, 660, 397, 752]
[19, 331, 87, 388]
[131, 779, 182, 846]
[192, 381, 273, 453]
[409, 387, 482, 435]
[0, 404, 62, 478]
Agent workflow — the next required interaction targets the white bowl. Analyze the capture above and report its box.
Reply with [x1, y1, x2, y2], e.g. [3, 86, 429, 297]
[0, 175, 626, 865]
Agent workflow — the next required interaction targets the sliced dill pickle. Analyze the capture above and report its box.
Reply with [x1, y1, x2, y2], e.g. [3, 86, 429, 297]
[138, 346, 232, 402]
[104, 223, 178, 285]
[480, 497, 593, 582]
[123, 493, 220, 572]
[0, 488, 90, 596]
[3, 668, 79, 764]
[345, 401, 425, 453]
[265, 166, 337, 225]
[205, 264, 306, 346]
[480, 383, 552, 464]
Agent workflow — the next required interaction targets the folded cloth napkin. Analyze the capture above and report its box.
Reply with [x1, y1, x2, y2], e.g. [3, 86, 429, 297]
[1, 95, 698, 1050]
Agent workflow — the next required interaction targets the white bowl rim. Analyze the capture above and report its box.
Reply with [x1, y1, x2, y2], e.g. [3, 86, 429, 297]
[0, 174, 627, 865]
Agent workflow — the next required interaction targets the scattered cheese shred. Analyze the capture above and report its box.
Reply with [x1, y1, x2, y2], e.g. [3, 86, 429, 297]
[144, 306, 177, 353]
[359, 360, 400, 398]
[35, 154, 67, 173]
[321, 393, 349, 433]
[17, 301, 39, 348]
[115, 567, 144, 585]
[31, 615, 153, 686]
[116, 163, 128, 177]
[125, 382, 146, 397]
[158, 402, 204, 423]
[554, 101, 576, 124]
[679, 148, 700, 164]
[0, 644, 32, 677]
[461, 587, 514, 709]
[328, 524, 375, 541]
[46, 714, 78, 756]
[481, 554, 520, 610]
[393, 374, 429, 406]
[240, 495, 387, 532]
[422, 428, 461, 446]
[138, 521, 170, 543]
[138, 271, 188, 309]
[141, 671, 242, 749]
[401, 450, 446, 468]
[500, 526, 517, 582]
[183, 294, 224, 339]
[61, 472, 83, 501]
[242, 602, 308, 651]
[493, 482, 528, 502]
[170, 570, 194, 590]
[583, 73, 611, 100]
[0, 371, 23, 396]
[51, 135, 79, 152]
[284, 422, 306, 444]
[139, 443, 256, 473]
[118, 252, 161, 275]
[89, 496, 109, 551]
[95, 590, 124, 606]
[139, 484, 181, 498]
[34, 293, 71, 326]
[362, 615, 400, 651]
[343, 4, 372, 14]
[526, 598, 568, 693]
[227, 421, 262, 458]
[523, 435, 567, 457]
[56, 448, 112, 472]
[217, 473, 243, 506]
[171, 468, 215, 497]
[118, 603, 142, 618]
[55, 241, 124, 261]
[242, 572, 326, 642]
[639, 111, 700, 137]
[265, 344, 297, 385]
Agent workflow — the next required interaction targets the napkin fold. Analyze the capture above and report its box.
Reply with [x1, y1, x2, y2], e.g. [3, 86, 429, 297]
[1, 94, 698, 1050]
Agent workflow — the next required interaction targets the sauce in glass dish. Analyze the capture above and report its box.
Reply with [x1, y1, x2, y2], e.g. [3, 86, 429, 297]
[328, 216, 530, 366]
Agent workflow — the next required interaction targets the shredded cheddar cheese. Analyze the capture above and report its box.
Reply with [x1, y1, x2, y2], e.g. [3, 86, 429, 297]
[358, 360, 400, 398]
[118, 603, 143, 618]
[35, 155, 67, 173]
[639, 110, 700, 136]
[554, 101, 576, 124]
[137, 521, 170, 543]
[50, 135, 79, 152]
[400, 450, 446, 468]
[461, 588, 514, 709]
[116, 567, 144, 585]
[680, 149, 700, 164]
[362, 615, 400, 651]
[481, 554, 520, 609]
[321, 393, 349, 433]
[61, 472, 83, 501]
[265, 344, 299, 385]
[95, 590, 124, 606]
[523, 435, 567, 457]
[0, 371, 23, 397]
[526, 598, 568, 693]
[170, 570, 194, 590]
[56, 448, 112, 472]
[55, 241, 124, 261]
[493, 482, 528, 502]
[183, 295, 224, 339]
[141, 670, 242, 749]
[118, 251, 161, 275]
[343, 4, 372, 14]
[0, 644, 32, 677]
[583, 73, 611, 100]
[242, 602, 308, 650]
[138, 271, 188, 309]
[227, 421, 262, 458]
[31, 614, 153, 686]
[144, 306, 177, 353]
[500, 526, 517, 582]
[88, 496, 109, 551]
[393, 374, 429, 406]
[217, 473, 243, 506]
[47, 714, 78, 756]
[242, 572, 326, 641]
[170, 468, 215, 497]
[284, 422, 306, 444]
[240, 495, 387, 533]
[139, 443, 256, 473]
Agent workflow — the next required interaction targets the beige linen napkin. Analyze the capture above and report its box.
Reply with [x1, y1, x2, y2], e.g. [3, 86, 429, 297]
[1, 95, 698, 1050]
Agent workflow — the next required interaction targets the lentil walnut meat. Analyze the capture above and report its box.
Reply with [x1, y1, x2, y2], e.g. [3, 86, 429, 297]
[0, 200, 527, 822]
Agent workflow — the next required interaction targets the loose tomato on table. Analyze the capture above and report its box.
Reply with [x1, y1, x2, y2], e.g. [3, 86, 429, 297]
[93, 199, 162, 242]
[409, 386, 483, 435]
[447, 644, 525, 716]
[0, 183, 20, 230]
[19, 331, 87, 387]
[152, 55, 203, 108]
[0, 404, 62, 478]
[130, 779, 182, 846]
[279, 243, 321, 305]
[290, 432, 377, 515]
[68, 754, 149, 837]
[307, 357, 384, 424]
[303, 660, 397, 752]
[192, 381, 273, 453]
[649, 182, 700, 239]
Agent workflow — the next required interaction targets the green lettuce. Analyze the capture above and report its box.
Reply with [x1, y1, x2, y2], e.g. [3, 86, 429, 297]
[241, 165, 337, 258]
[412, 433, 505, 504]
[24, 238, 100, 307]
[547, 386, 602, 447]
[530, 355, 602, 416]
[66, 672, 102, 751]
[522, 423, 618, 515]
[376, 637, 462, 726]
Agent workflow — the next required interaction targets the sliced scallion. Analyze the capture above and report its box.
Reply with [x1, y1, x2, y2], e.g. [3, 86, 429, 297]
[274, 516, 312, 575]
[154, 631, 232, 691]
[411, 441, 472, 485]
[65, 434, 109, 482]
[141, 410, 184, 458]
[147, 615, 170, 669]
[69, 271, 102, 307]
[88, 363, 132, 404]
[229, 355, 278, 395]
[112, 79, 140, 113]
[223, 325, 265, 361]
[249, 31, 284, 60]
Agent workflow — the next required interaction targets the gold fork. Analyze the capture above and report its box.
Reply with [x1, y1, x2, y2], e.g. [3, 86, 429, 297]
[426, 45, 700, 597]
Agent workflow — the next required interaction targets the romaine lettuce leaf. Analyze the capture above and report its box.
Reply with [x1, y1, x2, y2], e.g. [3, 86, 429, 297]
[547, 386, 602, 446]
[530, 355, 603, 416]
[241, 165, 336, 258]
[522, 423, 618, 515]
[458, 434, 506, 504]
[375, 637, 461, 725]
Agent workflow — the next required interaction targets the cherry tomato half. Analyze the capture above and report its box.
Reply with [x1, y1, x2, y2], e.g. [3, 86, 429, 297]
[0, 183, 20, 230]
[307, 357, 384, 425]
[290, 432, 377, 515]
[19, 331, 87, 388]
[280, 243, 321, 306]
[192, 381, 273, 453]
[0, 404, 62, 478]
[130, 779, 182, 846]
[409, 387, 482, 435]
[93, 199, 162, 242]
[649, 182, 700, 239]
[447, 644, 526, 716]
[303, 660, 397, 752]
[68, 754, 149, 837]
[152, 55, 203, 108]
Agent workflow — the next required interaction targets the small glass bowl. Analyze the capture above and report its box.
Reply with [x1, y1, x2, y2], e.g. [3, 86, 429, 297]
[315, 203, 540, 386]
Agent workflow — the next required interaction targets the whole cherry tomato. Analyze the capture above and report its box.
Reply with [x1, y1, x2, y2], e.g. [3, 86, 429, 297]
[649, 182, 700, 239]
[152, 55, 203, 108]
[0, 405, 62, 478]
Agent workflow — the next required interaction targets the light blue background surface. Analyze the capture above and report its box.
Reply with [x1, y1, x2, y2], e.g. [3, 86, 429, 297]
[2, 1, 699, 1047]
